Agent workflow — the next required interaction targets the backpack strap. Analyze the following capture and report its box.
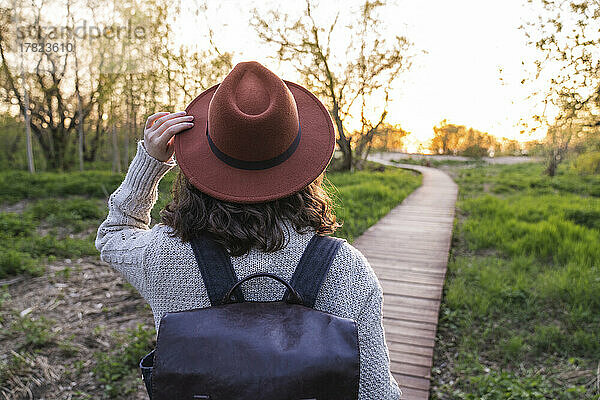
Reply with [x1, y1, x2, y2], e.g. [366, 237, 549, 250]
[190, 234, 245, 306]
[285, 234, 344, 308]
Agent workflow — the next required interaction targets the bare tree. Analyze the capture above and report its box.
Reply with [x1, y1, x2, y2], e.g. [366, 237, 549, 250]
[521, 0, 600, 176]
[11, 1, 34, 173]
[251, 0, 414, 170]
[0, 1, 113, 169]
[0, 0, 231, 170]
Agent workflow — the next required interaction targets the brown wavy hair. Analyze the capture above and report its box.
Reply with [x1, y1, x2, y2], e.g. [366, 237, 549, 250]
[160, 170, 342, 256]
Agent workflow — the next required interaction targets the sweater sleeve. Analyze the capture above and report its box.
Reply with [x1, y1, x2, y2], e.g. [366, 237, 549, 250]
[356, 284, 402, 399]
[353, 253, 403, 399]
[95, 141, 176, 297]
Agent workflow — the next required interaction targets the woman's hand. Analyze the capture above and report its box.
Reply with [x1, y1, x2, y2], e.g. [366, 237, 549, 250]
[143, 111, 194, 162]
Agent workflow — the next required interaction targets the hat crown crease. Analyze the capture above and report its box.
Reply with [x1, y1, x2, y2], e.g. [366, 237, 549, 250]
[234, 70, 271, 116]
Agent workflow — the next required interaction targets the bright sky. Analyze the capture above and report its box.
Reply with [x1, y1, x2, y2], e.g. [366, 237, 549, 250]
[172, 0, 550, 152]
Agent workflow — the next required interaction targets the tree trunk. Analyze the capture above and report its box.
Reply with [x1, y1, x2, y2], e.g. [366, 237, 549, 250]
[23, 82, 35, 173]
[86, 101, 104, 162]
[545, 154, 558, 177]
[124, 119, 129, 167]
[16, 2, 34, 174]
[338, 140, 352, 171]
[78, 93, 84, 171]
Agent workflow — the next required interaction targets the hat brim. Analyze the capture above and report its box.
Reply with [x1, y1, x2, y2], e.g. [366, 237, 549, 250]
[174, 80, 335, 204]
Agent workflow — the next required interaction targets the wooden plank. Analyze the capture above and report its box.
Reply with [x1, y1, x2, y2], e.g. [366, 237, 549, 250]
[376, 270, 445, 286]
[378, 280, 443, 300]
[362, 248, 451, 260]
[373, 263, 447, 277]
[383, 306, 439, 325]
[355, 157, 458, 400]
[389, 349, 433, 367]
[391, 361, 431, 379]
[384, 321, 437, 340]
[379, 278, 443, 291]
[383, 303, 440, 320]
[399, 386, 430, 400]
[386, 342, 434, 358]
[384, 317, 438, 333]
[369, 257, 450, 270]
[393, 373, 431, 391]
[385, 331, 435, 348]
[381, 294, 440, 310]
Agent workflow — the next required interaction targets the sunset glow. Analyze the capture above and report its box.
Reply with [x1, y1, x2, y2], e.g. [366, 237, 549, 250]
[171, 0, 552, 152]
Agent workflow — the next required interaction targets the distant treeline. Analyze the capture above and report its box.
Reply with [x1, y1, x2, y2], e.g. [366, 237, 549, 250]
[429, 120, 545, 158]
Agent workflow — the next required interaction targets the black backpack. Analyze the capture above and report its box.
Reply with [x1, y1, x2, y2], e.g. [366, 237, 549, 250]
[139, 234, 360, 400]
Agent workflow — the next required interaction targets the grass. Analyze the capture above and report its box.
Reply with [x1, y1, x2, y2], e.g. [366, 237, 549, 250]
[9, 315, 56, 351]
[327, 162, 422, 242]
[0, 207, 100, 279]
[93, 324, 156, 398]
[432, 161, 600, 400]
[0, 162, 421, 278]
[0, 170, 124, 204]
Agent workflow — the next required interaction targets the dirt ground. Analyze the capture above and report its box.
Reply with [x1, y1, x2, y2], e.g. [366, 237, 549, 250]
[0, 257, 153, 400]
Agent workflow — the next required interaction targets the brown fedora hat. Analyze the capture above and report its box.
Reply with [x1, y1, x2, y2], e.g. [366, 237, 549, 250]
[174, 61, 335, 203]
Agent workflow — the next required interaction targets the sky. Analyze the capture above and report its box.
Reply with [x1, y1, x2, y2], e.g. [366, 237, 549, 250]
[172, 0, 551, 152]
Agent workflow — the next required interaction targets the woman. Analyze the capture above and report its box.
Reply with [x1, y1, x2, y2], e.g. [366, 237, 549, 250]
[95, 61, 401, 399]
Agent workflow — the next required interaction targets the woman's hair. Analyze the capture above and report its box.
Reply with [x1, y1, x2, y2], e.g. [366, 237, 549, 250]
[160, 170, 342, 256]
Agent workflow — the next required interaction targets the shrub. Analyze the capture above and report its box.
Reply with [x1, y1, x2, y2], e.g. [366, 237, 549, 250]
[0, 213, 35, 238]
[0, 249, 42, 278]
[93, 324, 156, 398]
[570, 151, 600, 176]
[532, 324, 562, 354]
[10, 315, 56, 350]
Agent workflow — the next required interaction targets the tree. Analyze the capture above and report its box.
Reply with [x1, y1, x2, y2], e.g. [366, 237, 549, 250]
[369, 122, 410, 151]
[430, 120, 461, 155]
[0, 0, 232, 170]
[0, 1, 125, 169]
[251, 0, 414, 170]
[521, 0, 600, 176]
[429, 120, 498, 157]
[499, 137, 522, 156]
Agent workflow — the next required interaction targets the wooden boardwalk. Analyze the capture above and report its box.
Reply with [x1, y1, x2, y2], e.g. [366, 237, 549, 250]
[353, 155, 458, 400]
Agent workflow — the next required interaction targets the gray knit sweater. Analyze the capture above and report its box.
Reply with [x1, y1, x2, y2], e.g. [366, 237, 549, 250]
[95, 141, 401, 399]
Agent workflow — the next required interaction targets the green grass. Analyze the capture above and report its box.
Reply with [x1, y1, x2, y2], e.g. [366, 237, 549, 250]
[10, 315, 56, 351]
[93, 323, 156, 398]
[327, 163, 422, 242]
[0, 162, 421, 273]
[432, 161, 600, 400]
[0, 170, 125, 204]
[0, 205, 101, 278]
[458, 162, 600, 197]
